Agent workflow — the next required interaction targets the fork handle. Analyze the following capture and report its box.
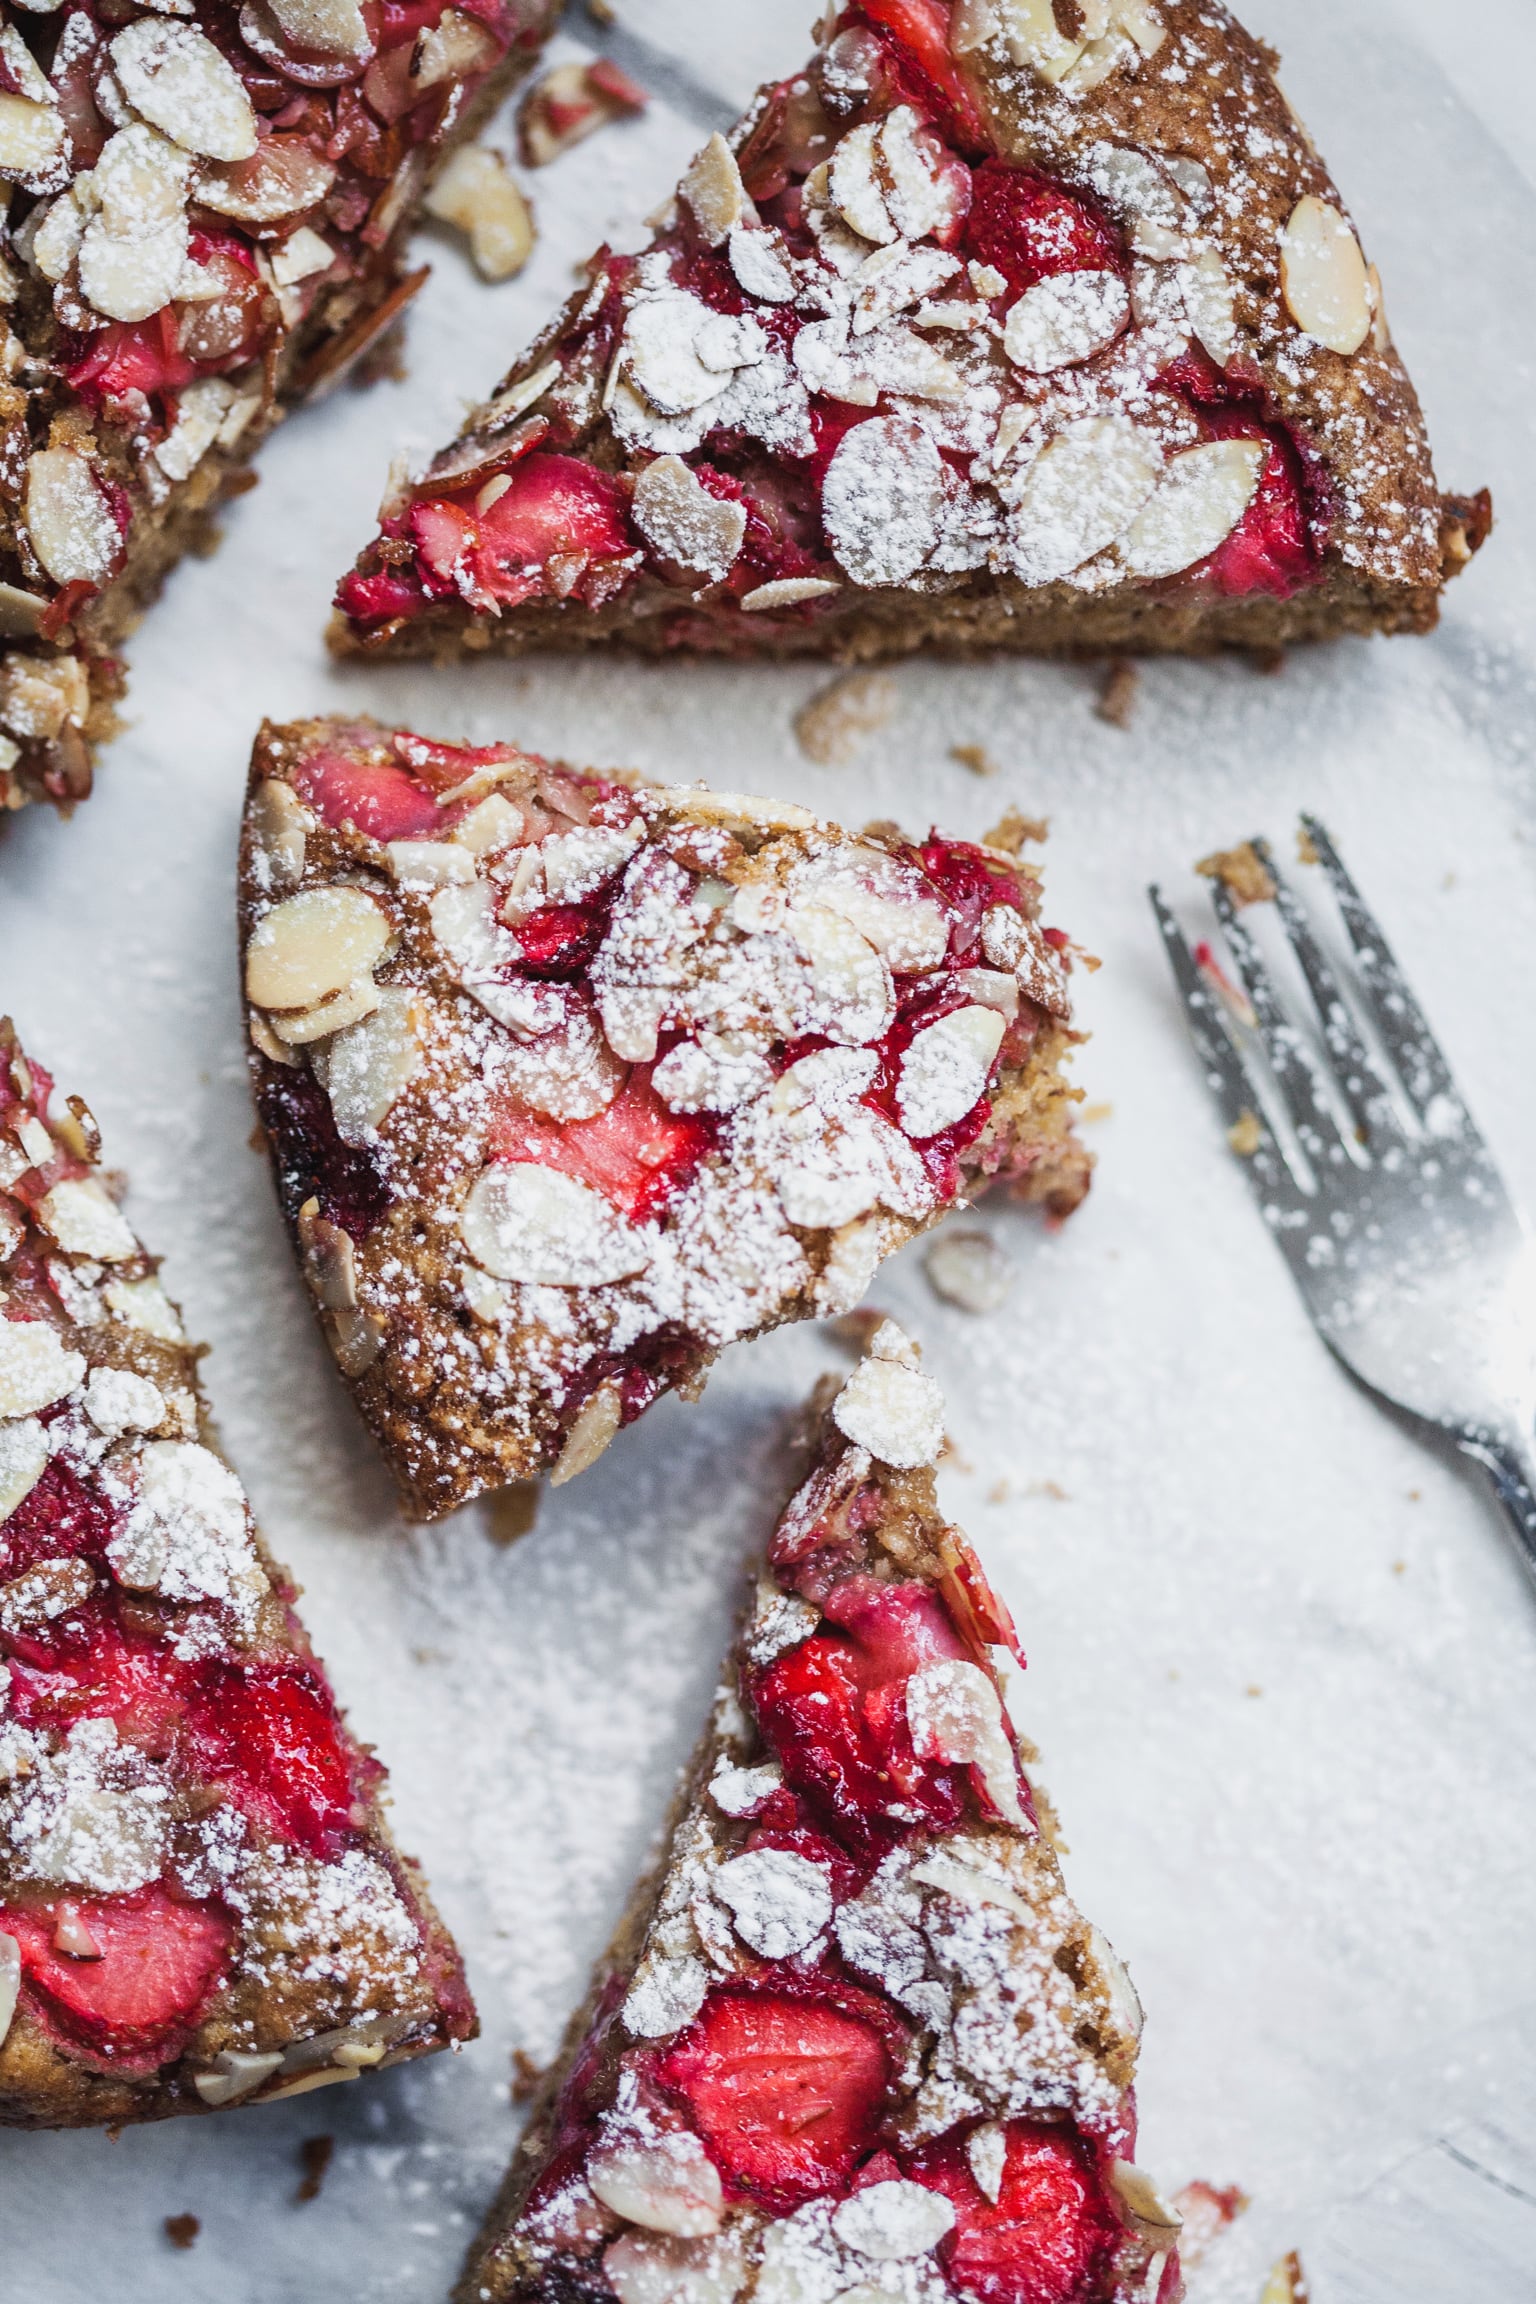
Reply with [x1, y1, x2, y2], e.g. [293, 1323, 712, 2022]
[1457, 1431, 1536, 1582]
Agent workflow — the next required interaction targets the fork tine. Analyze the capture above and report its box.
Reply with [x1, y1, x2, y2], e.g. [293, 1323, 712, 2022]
[1250, 836, 1407, 1152]
[1300, 815, 1472, 1134]
[1205, 872, 1356, 1178]
[1149, 889, 1311, 1224]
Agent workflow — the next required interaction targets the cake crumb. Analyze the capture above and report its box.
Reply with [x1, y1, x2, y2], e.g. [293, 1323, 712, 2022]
[1227, 1108, 1263, 1156]
[296, 2135, 335, 2204]
[1095, 659, 1138, 728]
[1078, 1101, 1113, 1126]
[511, 2048, 546, 2103]
[1392, 1560, 1406, 1574]
[1296, 824, 1321, 865]
[1026, 1479, 1068, 1501]
[1173, 2180, 1248, 2270]
[1245, 1683, 1263, 1698]
[164, 2215, 199, 2252]
[987, 1479, 1010, 1504]
[1260, 2252, 1310, 2304]
[950, 742, 998, 777]
[1198, 842, 1275, 907]
[485, 1482, 541, 1545]
[985, 806, 1049, 853]
[794, 671, 896, 765]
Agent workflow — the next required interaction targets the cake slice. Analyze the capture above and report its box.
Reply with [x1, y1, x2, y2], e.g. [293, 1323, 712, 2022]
[237, 716, 1090, 1518]
[332, 0, 1488, 669]
[459, 1323, 1180, 2304]
[0, 1018, 473, 2128]
[0, 0, 557, 817]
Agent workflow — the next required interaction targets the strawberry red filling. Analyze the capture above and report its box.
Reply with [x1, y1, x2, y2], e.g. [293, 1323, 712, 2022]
[256, 1061, 389, 1244]
[489, 1069, 717, 1226]
[962, 161, 1126, 299]
[1, 1886, 231, 2069]
[748, 1574, 976, 1854]
[907, 2122, 1125, 2304]
[292, 741, 445, 839]
[656, 1986, 895, 2211]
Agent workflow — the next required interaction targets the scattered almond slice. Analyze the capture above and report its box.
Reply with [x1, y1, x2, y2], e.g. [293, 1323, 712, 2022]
[425, 146, 535, 282]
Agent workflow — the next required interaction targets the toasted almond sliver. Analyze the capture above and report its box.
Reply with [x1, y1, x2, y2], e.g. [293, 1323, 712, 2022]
[1279, 195, 1370, 356]
[680, 133, 750, 247]
[110, 18, 258, 163]
[245, 886, 389, 1011]
[424, 146, 535, 283]
[24, 448, 120, 588]
[740, 577, 842, 612]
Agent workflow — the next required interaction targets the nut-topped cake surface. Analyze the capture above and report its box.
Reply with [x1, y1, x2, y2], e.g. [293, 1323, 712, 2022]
[0, 1018, 474, 2128]
[460, 1325, 1180, 2304]
[0, 0, 556, 816]
[237, 715, 1090, 1517]
[333, 0, 1488, 668]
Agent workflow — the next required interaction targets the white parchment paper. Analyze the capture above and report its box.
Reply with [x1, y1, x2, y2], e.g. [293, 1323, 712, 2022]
[1, 3, 1534, 2298]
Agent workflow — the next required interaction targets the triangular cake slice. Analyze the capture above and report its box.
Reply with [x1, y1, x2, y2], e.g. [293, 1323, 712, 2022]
[458, 1324, 1181, 2304]
[237, 716, 1090, 1517]
[0, 1019, 473, 2127]
[0, 0, 556, 818]
[333, 0, 1488, 667]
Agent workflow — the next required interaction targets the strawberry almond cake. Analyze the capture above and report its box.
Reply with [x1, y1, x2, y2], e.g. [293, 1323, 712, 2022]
[332, 0, 1489, 669]
[0, 0, 557, 818]
[237, 715, 1090, 1517]
[0, 1017, 473, 2127]
[459, 1324, 1180, 2304]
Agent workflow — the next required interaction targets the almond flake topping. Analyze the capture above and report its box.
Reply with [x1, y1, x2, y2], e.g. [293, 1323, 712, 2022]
[460, 1163, 651, 1287]
[713, 1847, 833, 1958]
[0, 1418, 49, 1523]
[1120, 437, 1266, 578]
[24, 447, 120, 587]
[832, 2182, 955, 2261]
[1002, 270, 1128, 373]
[1279, 194, 1371, 356]
[632, 455, 746, 584]
[906, 1660, 1029, 1831]
[822, 415, 946, 587]
[36, 1177, 138, 1261]
[1001, 416, 1161, 586]
[109, 19, 258, 162]
[245, 886, 389, 1011]
[897, 1006, 1004, 1139]
[589, 2133, 724, 2239]
[833, 1334, 944, 1468]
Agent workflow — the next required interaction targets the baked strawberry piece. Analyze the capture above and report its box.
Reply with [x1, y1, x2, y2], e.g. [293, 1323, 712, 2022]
[333, 0, 1488, 670]
[0, 0, 556, 818]
[237, 715, 1090, 1517]
[458, 1324, 1180, 2304]
[0, 1019, 473, 2127]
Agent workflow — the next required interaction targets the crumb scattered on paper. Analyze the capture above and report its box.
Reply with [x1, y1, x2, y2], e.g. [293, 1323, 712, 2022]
[794, 671, 896, 765]
[950, 742, 998, 777]
[985, 806, 1048, 852]
[1260, 2253, 1310, 2304]
[1095, 659, 1139, 728]
[1198, 841, 1276, 907]
[520, 58, 647, 168]
[1227, 1108, 1263, 1156]
[296, 2136, 335, 2205]
[164, 2215, 199, 2251]
[1079, 1101, 1114, 1126]
[1172, 2180, 1248, 2270]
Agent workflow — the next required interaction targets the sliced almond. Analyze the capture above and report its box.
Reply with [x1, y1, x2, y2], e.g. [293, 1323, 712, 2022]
[680, 132, 750, 247]
[0, 1417, 48, 1525]
[1180, 245, 1237, 366]
[459, 1163, 651, 1287]
[248, 777, 310, 890]
[269, 974, 381, 1045]
[270, 225, 333, 288]
[321, 989, 422, 1144]
[413, 7, 499, 87]
[79, 213, 189, 324]
[326, 1305, 386, 1377]
[786, 903, 894, 1045]
[0, 1320, 86, 1417]
[0, 651, 88, 741]
[1109, 2162, 1183, 2247]
[0, 93, 64, 179]
[245, 887, 389, 1012]
[632, 454, 745, 584]
[828, 120, 894, 244]
[89, 123, 191, 234]
[1278, 195, 1370, 356]
[1120, 437, 1266, 578]
[424, 146, 534, 283]
[0, 1932, 20, 2051]
[37, 1177, 138, 1261]
[821, 414, 945, 587]
[197, 136, 336, 224]
[1002, 270, 1128, 372]
[110, 19, 257, 163]
[24, 448, 120, 588]
[833, 1351, 944, 1469]
[1002, 416, 1160, 586]
[906, 1659, 1028, 1828]
[266, 0, 373, 61]
[739, 577, 840, 612]
[588, 2134, 723, 2237]
[551, 1379, 623, 1486]
[896, 1004, 1004, 1137]
[193, 2049, 283, 2107]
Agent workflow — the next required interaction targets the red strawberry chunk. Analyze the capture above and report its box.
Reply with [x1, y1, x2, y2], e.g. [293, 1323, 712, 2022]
[962, 162, 1125, 302]
[907, 2122, 1124, 2304]
[489, 1069, 715, 1223]
[1201, 435, 1315, 598]
[854, 0, 986, 148]
[511, 902, 608, 977]
[411, 453, 635, 611]
[256, 1061, 389, 1244]
[65, 311, 195, 410]
[0, 1454, 119, 1580]
[184, 1664, 356, 1857]
[656, 1987, 891, 2210]
[335, 567, 427, 625]
[3, 1886, 231, 2067]
[291, 741, 442, 838]
[6, 1607, 195, 1758]
[750, 1575, 974, 1849]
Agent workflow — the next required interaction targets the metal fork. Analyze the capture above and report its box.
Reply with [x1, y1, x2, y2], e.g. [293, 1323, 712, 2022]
[1150, 819, 1536, 1579]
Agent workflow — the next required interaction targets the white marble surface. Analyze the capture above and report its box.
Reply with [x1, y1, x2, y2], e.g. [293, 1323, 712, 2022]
[1, 3, 1534, 2298]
